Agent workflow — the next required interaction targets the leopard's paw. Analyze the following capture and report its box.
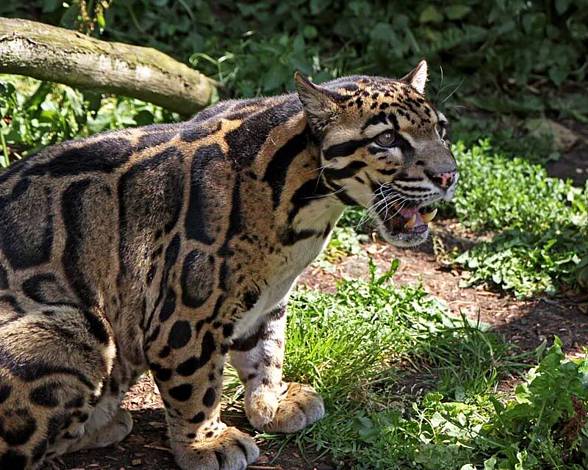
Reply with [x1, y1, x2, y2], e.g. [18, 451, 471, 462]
[246, 382, 324, 433]
[67, 408, 133, 453]
[172, 426, 259, 470]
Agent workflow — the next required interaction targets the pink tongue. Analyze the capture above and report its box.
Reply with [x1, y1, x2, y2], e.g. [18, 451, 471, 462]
[399, 207, 419, 218]
[399, 207, 425, 227]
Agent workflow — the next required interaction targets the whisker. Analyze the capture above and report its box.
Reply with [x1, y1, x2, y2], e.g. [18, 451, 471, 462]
[303, 185, 346, 200]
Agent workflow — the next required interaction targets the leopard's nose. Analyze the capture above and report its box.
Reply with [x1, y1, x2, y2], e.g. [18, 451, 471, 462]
[426, 170, 457, 189]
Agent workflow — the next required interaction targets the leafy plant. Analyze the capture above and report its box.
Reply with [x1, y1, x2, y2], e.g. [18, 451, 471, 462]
[450, 140, 588, 297]
[0, 75, 176, 164]
[481, 338, 588, 469]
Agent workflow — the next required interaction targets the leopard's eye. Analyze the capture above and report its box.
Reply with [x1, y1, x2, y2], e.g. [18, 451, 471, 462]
[374, 130, 396, 147]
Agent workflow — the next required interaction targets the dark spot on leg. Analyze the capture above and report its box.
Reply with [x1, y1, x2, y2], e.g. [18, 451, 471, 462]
[0, 408, 37, 445]
[175, 331, 216, 376]
[65, 394, 85, 409]
[168, 384, 193, 401]
[242, 290, 258, 310]
[32, 439, 48, 463]
[0, 384, 11, 404]
[30, 382, 60, 407]
[82, 309, 110, 344]
[22, 273, 76, 305]
[190, 411, 205, 424]
[152, 363, 173, 382]
[0, 449, 27, 469]
[159, 345, 171, 358]
[202, 387, 216, 407]
[159, 288, 177, 323]
[168, 320, 192, 349]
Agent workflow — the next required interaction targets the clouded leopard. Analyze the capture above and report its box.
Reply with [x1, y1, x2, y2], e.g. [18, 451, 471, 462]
[0, 60, 457, 469]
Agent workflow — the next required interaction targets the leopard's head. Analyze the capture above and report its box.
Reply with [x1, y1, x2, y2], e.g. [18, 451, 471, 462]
[295, 61, 457, 247]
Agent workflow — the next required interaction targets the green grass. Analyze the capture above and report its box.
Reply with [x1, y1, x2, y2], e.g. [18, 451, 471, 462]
[254, 263, 588, 469]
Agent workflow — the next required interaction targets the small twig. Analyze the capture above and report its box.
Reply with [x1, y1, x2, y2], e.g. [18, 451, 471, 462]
[142, 443, 172, 453]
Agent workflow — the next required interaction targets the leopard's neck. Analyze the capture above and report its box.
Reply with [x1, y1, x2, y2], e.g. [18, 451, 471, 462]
[181, 94, 345, 249]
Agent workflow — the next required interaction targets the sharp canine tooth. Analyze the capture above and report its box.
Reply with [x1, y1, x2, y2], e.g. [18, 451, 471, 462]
[421, 208, 438, 223]
[404, 214, 417, 229]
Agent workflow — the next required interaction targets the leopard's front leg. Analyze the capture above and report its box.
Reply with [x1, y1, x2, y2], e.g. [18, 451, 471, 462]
[230, 304, 325, 433]
[147, 318, 259, 470]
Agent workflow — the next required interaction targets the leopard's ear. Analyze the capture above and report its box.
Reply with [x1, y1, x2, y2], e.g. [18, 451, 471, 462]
[294, 71, 341, 134]
[401, 60, 428, 94]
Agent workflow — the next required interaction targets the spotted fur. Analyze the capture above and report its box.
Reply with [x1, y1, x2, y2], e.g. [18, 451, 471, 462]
[0, 61, 456, 469]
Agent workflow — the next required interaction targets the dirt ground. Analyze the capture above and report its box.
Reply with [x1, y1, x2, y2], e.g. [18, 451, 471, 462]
[50, 145, 587, 470]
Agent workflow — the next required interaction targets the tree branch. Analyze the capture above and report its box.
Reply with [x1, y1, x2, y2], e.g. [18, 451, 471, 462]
[0, 17, 216, 115]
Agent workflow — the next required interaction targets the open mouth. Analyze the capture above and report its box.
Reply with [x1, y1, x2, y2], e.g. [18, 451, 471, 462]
[377, 204, 438, 247]
[384, 206, 438, 235]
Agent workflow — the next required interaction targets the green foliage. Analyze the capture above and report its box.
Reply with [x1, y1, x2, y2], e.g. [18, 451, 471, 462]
[3, 0, 587, 123]
[281, 264, 588, 469]
[0, 75, 176, 164]
[481, 338, 588, 469]
[451, 140, 588, 297]
[286, 259, 450, 397]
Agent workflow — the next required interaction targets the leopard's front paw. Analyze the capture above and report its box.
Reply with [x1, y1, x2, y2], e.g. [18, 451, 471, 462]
[172, 426, 259, 470]
[246, 382, 325, 433]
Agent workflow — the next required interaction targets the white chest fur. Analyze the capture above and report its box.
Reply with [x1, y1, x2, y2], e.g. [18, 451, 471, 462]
[232, 230, 333, 340]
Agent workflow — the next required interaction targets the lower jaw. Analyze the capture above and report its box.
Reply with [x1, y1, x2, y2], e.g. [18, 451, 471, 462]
[377, 223, 430, 248]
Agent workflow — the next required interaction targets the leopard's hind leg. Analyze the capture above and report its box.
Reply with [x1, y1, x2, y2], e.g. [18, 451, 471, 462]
[230, 304, 325, 433]
[0, 305, 117, 469]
